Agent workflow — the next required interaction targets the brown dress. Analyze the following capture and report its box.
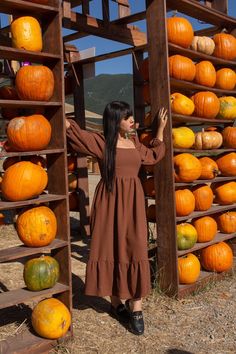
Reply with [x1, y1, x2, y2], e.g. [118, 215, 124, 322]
[67, 120, 165, 299]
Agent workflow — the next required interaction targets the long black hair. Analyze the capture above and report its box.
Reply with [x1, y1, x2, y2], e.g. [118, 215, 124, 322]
[102, 101, 133, 192]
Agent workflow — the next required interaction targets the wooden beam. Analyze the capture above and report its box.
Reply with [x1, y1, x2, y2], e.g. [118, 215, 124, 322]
[63, 11, 147, 46]
[102, 0, 110, 24]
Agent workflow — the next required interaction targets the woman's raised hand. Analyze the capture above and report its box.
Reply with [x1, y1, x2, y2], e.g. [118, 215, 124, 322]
[158, 107, 168, 130]
[65, 119, 71, 129]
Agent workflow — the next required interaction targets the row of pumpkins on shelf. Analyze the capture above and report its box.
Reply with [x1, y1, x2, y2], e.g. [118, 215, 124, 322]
[178, 241, 233, 285]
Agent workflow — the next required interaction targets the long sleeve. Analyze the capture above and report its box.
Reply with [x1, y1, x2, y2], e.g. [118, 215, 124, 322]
[134, 135, 166, 165]
[66, 119, 104, 159]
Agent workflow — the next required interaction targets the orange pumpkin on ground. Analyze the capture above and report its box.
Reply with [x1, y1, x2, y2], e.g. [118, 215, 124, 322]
[194, 61, 216, 88]
[213, 33, 236, 60]
[169, 55, 196, 81]
[222, 126, 236, 148]
[142, 177, 155, 197]
[215, 211, 236, 234]
[171, 93, 195, 116]
[15, 65, 54, 101]
[31, 298, 71, 339]
[194, 128, 223, 150]
[174, 153, 202, 182]
[216, 153, 236, 177]
[191, 91, 220, 119]
[1, 161, 48, 201]
[178, 253, 201, 284]
[192, 184, 214, 211]
[16, 206, 57, 247]
[7, 114, 51, 151]
[215, 68, 236, 90]
[200, 242, 233, 272]
[198, 156, 220, 180]
[175, 189, 195, 216]
[167, 17, 194, 48]
[213, 181, 236, 205]
[11, 16, 42, 52]
[192, 216, 217, 242]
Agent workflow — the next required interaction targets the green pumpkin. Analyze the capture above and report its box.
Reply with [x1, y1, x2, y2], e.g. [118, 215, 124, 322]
[24, 255, 60, 291]
[217, 96, 236, 119]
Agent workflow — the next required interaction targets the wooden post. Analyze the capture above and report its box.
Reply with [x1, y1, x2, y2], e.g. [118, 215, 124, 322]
[146, 0, 178, 296]
[206, 0, 228, 14]
[132, 50, 145, 126]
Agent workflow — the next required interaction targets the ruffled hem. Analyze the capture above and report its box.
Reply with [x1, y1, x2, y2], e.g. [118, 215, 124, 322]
[84, 259, 151, 299]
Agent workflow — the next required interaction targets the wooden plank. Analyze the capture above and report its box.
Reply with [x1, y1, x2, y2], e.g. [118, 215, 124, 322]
[172, 113, 233, 124]
[0, 240, 68, 263]
[102, 0, 110, 24]
[0, 45, 60, 62]
[112, 11, 146, 25]
[63, 12, 147, 46]
[211, 0, 228, 14]
[0, 283, 69, 310]
[0, 100, 61, 108]
[146, 0, 178, 296]
[174, 149, 236, 154]
[0, 0, 58, 16]
[176, 203, 236, 222]
[82, 0, 90, 15]
[177, 233, 236, 256]
[0, 148, 64, 158]
[166, 0, 236, 29]
[132, 50, 145, 125]
[0, 194, 66, 211]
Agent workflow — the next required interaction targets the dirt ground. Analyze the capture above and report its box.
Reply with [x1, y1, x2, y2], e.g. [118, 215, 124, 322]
[0, 174, 236, 354]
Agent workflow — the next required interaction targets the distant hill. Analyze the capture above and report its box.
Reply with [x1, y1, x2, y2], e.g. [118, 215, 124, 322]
[66, 73, 133, 115]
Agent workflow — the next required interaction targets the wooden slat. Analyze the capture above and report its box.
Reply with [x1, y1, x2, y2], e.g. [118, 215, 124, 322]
[0, 46, 60, 62]
[174, 149, 236, 154]
[111, 11, 146, 25]
[0, 0, 58, 15]
[0, 283, 69, 310]
[0, 148, 64, 158]
[172, 113, 233, 124]
[170, 78, 236, 96]
[0, 194, 66, 211]
[0, 100, 61, 108]
[176, 203, 236, 222]
[175, 176, 236, 187]
[168, 43, 236, 68]
[177, 233, 236, 256]
[0, 239, 68, 263]
[166, 0, 236, 29]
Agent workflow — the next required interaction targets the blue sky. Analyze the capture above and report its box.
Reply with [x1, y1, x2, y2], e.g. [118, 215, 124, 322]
[63, 0, 236, 75]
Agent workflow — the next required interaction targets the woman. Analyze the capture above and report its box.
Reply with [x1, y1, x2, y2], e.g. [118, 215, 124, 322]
[66, 101, 168, 335]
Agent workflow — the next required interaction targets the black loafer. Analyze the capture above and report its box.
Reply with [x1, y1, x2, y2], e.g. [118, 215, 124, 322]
[129, 311, 144, 335]
[110, 303, 130, 323]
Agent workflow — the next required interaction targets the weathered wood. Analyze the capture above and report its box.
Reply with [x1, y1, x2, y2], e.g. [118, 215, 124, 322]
[82, 0, 90, 15]
[0, 99, 61, 108]
[0, 194, 66, 211]
[0, 0, 58, 16]
[172, 113, 233, 124]
[176, 203, 236, 222]
[102, 0, 110, 24]
[0, 148, 64, 158]
[0, 45, 60, 62]
[210, 0, 228, 14]
[146, 0, 178, 296]
[132, 50, 145, 125]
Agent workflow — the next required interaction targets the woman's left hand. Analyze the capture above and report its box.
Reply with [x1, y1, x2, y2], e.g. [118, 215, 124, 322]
[158, 107, 168, 130]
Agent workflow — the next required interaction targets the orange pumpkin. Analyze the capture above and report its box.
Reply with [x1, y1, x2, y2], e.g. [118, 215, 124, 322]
[222, 126, 236, 148]
[2, 156, 20, 170]
[68, 173, 77, 191]
[174, 153, 202, 182]
[7, 114, 52, 151]
[194, 61, 216, 87]
[216, 153, 236, 177]
[15, 65, 54, 101]
[32, 298, 71, 339]
[1, 161, 48, 201]
[69, 191, 79, 211]
[139, 132, 153, 146]
[192, 184, 214, 211]
[215, 211, 236, 234]
[16, 206, 57, 247]
[0, 213, 5, 226]
[169, 55, 196, 81]
[213, 181, 236, 205]
[198, 156, 220, 179]
[142, 177, 155, 197]
[192, 216, 217, 242]
[140, 57, 149, 81]
[178, 253, 201, 284]
[213, 33, 236, 60]
[67, 156, 77, 172]
[11, 16, 42, 52]
[191, 91, 220, 119]
[215, 68, 236, 90]
[175, 189, 195, 216]
[171, 93, 195, 116]
[167, 17, 194, 48]
[200, 242, 233, 272]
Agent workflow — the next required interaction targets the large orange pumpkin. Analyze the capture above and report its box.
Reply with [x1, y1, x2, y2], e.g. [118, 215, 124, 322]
[191, 91, 220, 119]
[213, 33, 236, 60]
[7, 114, 51, 151]
[192, 216, 217, 242]
[198, 157, 220, 179]
[169, 55, 196, 81]
[200, 242, 233, 272]
[1, 161, 48, 201]
[215, 68, 236, 90]
[15, 65, 54, 101]
[11, 16, 42, 52]
[174, 153, 202, 182]
[175, 189, 195, 216]
[16, 206, 57, 247]
[216, 211, 236, 234]
[222, 126, 236, 148]
[171, 93, 195, 116]
[32, 298, 71, 339]
[216, 152, 236, 177]
[194, 61, 216, 88]
[213, 181, 236, 205]
[192, 184, 214, 211]
[178, 253, 201, 284]
[167, 17, 194, 48]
